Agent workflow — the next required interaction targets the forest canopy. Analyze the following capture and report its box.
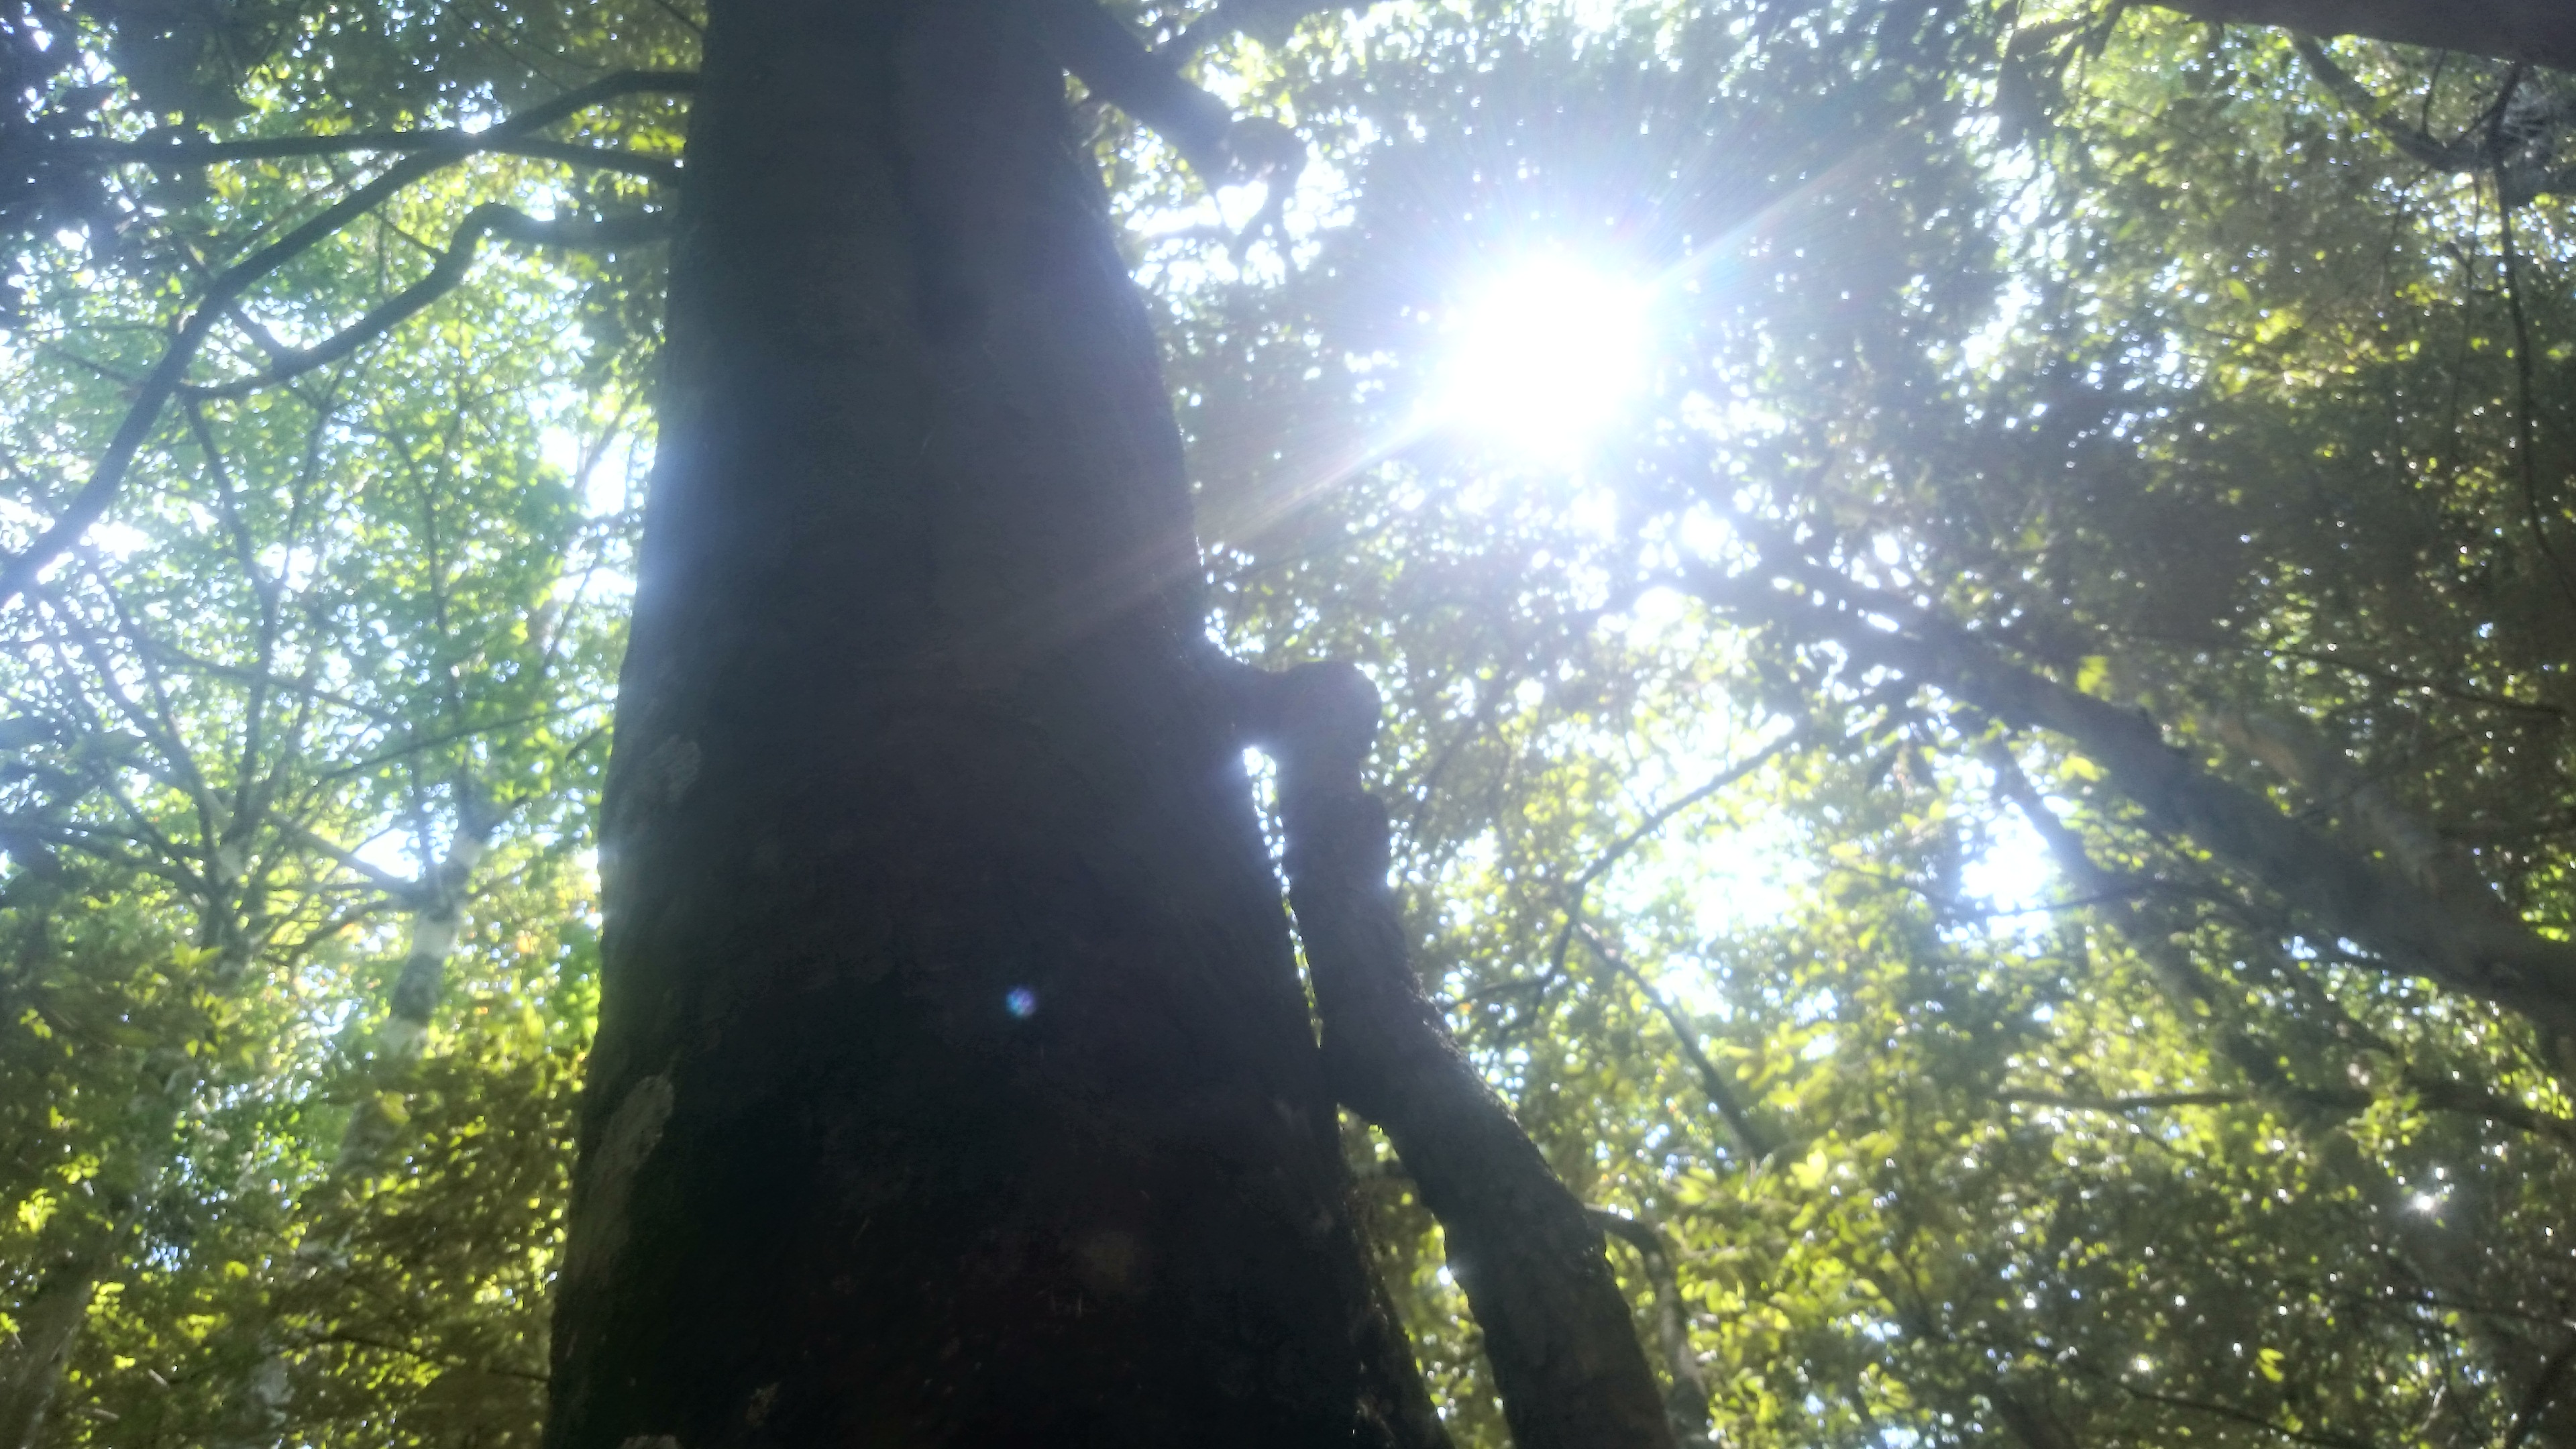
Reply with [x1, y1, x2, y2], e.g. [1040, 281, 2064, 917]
[0, 0, 2570, 1445]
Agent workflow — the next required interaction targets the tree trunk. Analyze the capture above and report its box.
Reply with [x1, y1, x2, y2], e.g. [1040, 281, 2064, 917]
[541, 1, 1425, 1446]
[2141, 0, 2576, 72]
[0, 1246, 107, 1449]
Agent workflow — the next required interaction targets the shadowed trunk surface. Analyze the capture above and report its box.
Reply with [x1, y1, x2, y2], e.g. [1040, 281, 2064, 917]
[1251, 665, 1676, 1449]
[2142, 0, 2576, 72]
[541, 1, 1417, 1443]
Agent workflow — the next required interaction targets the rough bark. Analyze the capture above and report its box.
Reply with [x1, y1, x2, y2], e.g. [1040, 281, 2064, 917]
[2141, 0, 2576, 72]
[1587, 1209, 1713, 1442]
[541, 0, 1421, 1445]
[1252, 663, 1677, 1449]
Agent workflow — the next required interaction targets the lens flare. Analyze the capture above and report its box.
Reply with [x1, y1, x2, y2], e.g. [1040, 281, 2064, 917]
[1436, 256, 1650, 462]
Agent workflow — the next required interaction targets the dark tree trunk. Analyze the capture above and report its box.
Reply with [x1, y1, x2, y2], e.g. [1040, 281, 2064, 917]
[2142, 0, 2576, 72]
[541, 1, 1424, 1444]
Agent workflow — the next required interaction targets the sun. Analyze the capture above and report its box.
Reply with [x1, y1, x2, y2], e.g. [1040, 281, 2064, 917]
[1434, 256, 1652, 462]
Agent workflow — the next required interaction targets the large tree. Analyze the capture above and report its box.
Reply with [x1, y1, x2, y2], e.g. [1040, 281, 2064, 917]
[4, 0, 2573, 1446]
[540, 0, 1666, 1445]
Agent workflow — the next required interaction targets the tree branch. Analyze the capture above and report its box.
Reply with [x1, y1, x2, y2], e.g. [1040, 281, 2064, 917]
[184, 208, 671, 400]
[1576, 922, 1784, 1161]
[1998, 1088, 2253, 1112]
[1242, 660, 1676, 1449]
[0, 69, 696, 610]
[56, 132, 681, 182]
[2140, 0, 2576, 74]
[1987, 749, 2576, 1148]
[1586, 1208, 1714, 1443]
[1163, 0, 1355, 57]
[1690, 565, 2576, 1038]
[2074, 1356, 2383, 1449]
[2290, 34, 2484, 169]
[1536, 722, 1811, 1017]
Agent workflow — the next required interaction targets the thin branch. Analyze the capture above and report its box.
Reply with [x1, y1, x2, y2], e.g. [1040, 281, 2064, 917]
[309, 704, 591, 786]
[1538, 722, 1812, 1004]
[1691, 563, 2576, 1037]
[1576, 922, 1782, 1161]
[2496, 184, 2576, 613]
[2074, 1358, 2381, 1449]
[0, 69, 696, 609]
[1163, 0, 1356, 58]
[184, 208, 672, 400]
[2291, 35, 2481, 171]
[1986, 750, 2576, 1148]
[1997, 1088, 2251, 1112]
[2104, 627, 2567, 719]
[270, 819, 420, 902]
[2504, 1330, 2576, 1449]
[56, 131, 680, 182]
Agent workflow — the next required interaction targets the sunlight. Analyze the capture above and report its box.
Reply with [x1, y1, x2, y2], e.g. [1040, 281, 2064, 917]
[1435, 256, 1650, 462]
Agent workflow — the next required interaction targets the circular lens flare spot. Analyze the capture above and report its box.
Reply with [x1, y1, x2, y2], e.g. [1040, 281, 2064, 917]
[1005, 987, 1038, 1019]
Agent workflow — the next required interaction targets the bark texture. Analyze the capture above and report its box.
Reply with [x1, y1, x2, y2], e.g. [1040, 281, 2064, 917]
[2144, 0, 2576, 72]
[1587, 1210, 1713, 1442]
[1252, 664, 1677, 1449]
[543, 1, 1416, 1444]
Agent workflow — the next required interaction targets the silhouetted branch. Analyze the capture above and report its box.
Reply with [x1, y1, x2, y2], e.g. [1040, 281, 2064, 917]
[2143, 0, 2575, 74]
[184, 208, 671, 400]
[0, 69, 696, 609]
[56, 132, 680, 182]
[1245, 660, 1676, 1449]
[1586, 1208, 1713, 1442]
[1690, 564, 2576, 1038]
[1576, 922, 1783, 1161]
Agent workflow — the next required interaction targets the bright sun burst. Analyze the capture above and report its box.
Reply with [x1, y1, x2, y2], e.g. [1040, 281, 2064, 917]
[1436, 256, 1652, 462]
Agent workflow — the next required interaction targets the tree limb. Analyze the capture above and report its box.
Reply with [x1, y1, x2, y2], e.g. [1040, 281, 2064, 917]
[1242, 660, 1677, 1449]
[1576, 921, 1784, 1161]
[2290, 36, 2576, 203]
[1586, 1207, 1715, 1442]
[2289, 34, 2486, 167]
[1024, 0, 1305, 244]
[1542, 721, 1811, 988]
[2140, 0, 2576, 74]
[0, 69, 696, 610]
[1690, 566, 2576, 1038]
[184, 208, 670, 400]
[54, 132, 681, 182]
[1986, 749, 2576, 1149]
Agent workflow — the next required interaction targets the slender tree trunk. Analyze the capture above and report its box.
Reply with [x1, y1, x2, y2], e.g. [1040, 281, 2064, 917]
[336, 798, 494, 1173]
[0, 1245, 109, 1449]
[0, 1081, 173, 1449]
[1252, 665, 1674, 1449]
[542, 1, 1422, 1444]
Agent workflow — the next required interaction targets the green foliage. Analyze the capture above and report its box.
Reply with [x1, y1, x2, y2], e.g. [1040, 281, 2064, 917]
[0, 3, 669, 1440]
[6, 0, 2573, 1446]
[1159, 1, 2573, 1442]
